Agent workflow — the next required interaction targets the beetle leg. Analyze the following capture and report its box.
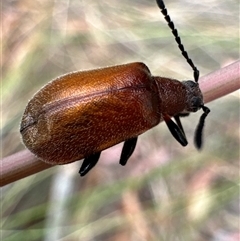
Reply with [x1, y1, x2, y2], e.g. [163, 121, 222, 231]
[174, 115, 186, 138]
[79, 152, 101, 176]
[163, 114, 188, 146]
[119, 137, 138, 166]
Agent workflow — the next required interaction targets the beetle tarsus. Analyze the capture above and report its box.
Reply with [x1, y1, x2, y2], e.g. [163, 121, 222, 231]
[164, 114, 188, 146]
[79, 152, 101, 176]
[119, 137, 138, 166]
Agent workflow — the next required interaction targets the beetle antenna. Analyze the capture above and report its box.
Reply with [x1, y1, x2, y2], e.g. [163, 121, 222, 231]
[156, 0, 210, 149]
[156, 0, 199, 82]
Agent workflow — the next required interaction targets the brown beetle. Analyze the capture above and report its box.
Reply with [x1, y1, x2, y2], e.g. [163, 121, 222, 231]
[20, 0, 210, 176]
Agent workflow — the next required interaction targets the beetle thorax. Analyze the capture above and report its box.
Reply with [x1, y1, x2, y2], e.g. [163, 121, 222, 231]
[155, 77, 187, 117]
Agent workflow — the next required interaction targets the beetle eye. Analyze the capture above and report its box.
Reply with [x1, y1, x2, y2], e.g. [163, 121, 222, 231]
[192, 97, 201, 106]
[191, 97, 202, 110]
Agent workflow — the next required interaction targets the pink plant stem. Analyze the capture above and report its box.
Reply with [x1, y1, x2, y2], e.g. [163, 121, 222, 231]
[200, 60, 240, 103]
[1, 60, 239, 187]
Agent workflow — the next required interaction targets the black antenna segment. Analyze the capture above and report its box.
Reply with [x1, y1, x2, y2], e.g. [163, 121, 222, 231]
[156, 0, 199, 83]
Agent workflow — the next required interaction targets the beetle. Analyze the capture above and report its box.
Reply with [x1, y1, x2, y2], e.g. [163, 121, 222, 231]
[20, 0, 210, 176]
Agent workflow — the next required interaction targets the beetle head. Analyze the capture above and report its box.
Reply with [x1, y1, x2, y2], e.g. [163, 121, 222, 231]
[180, 80, 210, 149]
[182, 80, 204, 113]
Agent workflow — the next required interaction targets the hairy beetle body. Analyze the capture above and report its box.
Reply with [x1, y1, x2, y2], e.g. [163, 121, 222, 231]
[20, 63, 179, 164]
[20, 62, 194, 165]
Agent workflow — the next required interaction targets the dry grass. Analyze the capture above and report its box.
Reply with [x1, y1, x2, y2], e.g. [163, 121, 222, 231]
[1, 0, 239, 240]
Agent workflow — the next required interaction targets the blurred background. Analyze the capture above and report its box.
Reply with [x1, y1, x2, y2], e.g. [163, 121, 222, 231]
[2, 0, 239, 240]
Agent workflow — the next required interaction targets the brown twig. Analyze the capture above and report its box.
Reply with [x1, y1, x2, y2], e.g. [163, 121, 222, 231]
[1, 150, 52, 187]
[1, 60, 239, 187]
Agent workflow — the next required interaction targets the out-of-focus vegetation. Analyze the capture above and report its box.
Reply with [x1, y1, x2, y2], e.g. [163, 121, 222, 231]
[2, 0, 239, 240]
